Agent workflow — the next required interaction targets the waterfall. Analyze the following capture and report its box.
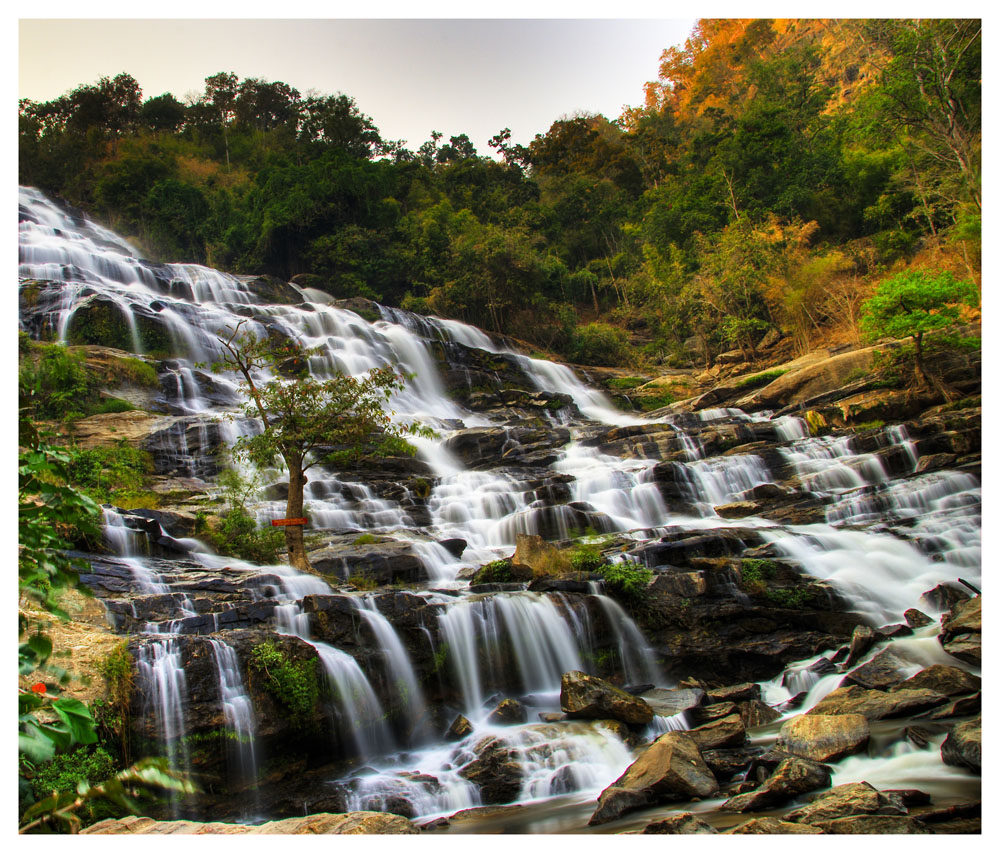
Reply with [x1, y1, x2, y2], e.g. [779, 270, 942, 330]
[207, 639, 259, 806]
[22, 186, 981, 828]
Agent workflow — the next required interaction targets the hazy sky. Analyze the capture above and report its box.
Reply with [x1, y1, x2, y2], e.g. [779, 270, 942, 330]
[19, 15, 697, 155]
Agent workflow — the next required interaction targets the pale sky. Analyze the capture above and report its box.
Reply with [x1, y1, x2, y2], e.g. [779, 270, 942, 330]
[18, 15, 697, 155]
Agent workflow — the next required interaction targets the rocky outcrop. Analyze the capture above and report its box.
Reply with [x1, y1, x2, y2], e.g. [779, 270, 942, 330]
[685, 714, 747, 751]
[560, 671, 653, 725]
[784, 781, 906, 825]
[458, 735, 525, 805]
[81, 812, 418, 834]
[894, 665, 981, 697]
[306, 541, 426, 586]
[589, 731, 719, 825]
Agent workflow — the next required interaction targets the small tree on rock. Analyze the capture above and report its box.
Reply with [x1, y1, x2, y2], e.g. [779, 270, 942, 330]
[859, 269, 979, 391]
[216, 321, 415, 571]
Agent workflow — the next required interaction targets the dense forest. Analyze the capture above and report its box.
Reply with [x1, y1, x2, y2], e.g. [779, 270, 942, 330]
[19, 19, 981, 367]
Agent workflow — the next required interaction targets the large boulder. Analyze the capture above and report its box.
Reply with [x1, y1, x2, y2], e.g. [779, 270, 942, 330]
[940, 715, 981, 774]
[807, 686, 947, 721]
[589, 731, 719, 825]
[685, 714, 747, 751]
[777, 714, 869, 763]
[560, 671, 653, 725]
[642, 813, 718, 834]
[841, 650, 910, 690]
[721, 755, 832, 812]
[893, 665, 981, 697]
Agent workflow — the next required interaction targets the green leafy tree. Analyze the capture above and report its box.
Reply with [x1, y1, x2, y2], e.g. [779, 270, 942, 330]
[859, 269, 979, 389]
[215, 322, 416, 571]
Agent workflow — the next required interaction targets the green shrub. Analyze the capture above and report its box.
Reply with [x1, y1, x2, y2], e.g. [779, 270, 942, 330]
[19, 341, 93, 420]
[92, 398, 135, 415]
[472, 559, 515, 584]
[605, 376, 646, 391]
[851, 420, 885, 431]
[740, 558, 778, 595]
[30, 746, 121, 826]
[67, 443, 153, 505]
[570, 323, 631, 367]
[638, 392, 676, 412]
[248, 640, 319, 728]
[353, 533, 379, 546]
[569, 545, 606, 573]
[735, 368, 788, 390]
[595, 561, 653, 602]
[347, 571, 378, 590]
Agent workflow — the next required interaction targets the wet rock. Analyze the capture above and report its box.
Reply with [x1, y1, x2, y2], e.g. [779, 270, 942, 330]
[808, 686, 948, 720]
[706, 683, 761, 704]
[725, 818, 823, 834]
[722, 755, 832, 812]
[940, 715, 981, 774]
[445, 714, 473, 742]
[893, 664, 981, 697]
[458, 736, 525, 805]
[844, 624, 876, 667]
[685, 714, 747, 750]
[589, 731, 719, 825]
[487, 699, 527, 726]
[639, 687, 706, 718]
[647, 570, 707, 597]
[904, 608, 934, 629]
[939, 596, 981, 666]
[84, 812, 419, 834]
[642, 813, 718, 834]
[560, 671, 653, 725]
[739, 699, 782, 729]
[687, 701, 736, 726]
[841, 649, 910, 690]
[442, 426, 570, 469]
[778, 714, 869, 762]
[785, 781, 906, 824]
[438, 538, 467, 558]
[810, 815, 927, 834]
[921, 584, 969, 612]
[700, 746, 764, 781]
[307, 541, 425, 586]
[926, 692, 981, 720]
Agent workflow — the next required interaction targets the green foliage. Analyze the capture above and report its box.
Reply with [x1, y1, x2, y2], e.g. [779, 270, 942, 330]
[352, 533, 379, 546]
[66, 443, 152, 505]
[95, 644, 134, 708]
[739, 558, 778, 595]
[19, 757, 195, 834]
[19, 342, 93, 420]
[248, 640, 320, 728]
[472, 559, 515, 584]
[347, 571, 378, 591]
[570, 323, 631, 367]
[30, 746, 115, 801]
[195, 469, 284, 564]
[594, 561, 653, 603]
[637, 392, 676, 412]
[605, 376, 646, 390]
[852, 420, 886, 431]
[859, 270, 979, 344]
[735, 368, 788, 389]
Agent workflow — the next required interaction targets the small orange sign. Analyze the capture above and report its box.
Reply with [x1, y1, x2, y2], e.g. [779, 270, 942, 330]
[271, 518, 308, 527]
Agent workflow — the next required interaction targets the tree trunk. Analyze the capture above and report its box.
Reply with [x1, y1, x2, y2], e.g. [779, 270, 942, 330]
[913, 331, 930, 390]
[285, 457, 311, 572]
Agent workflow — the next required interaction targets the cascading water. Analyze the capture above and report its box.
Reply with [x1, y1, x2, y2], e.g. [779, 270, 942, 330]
[21, 187, 980, 830]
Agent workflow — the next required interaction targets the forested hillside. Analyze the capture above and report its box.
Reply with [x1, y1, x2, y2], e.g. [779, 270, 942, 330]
[19, 19, 980, 367]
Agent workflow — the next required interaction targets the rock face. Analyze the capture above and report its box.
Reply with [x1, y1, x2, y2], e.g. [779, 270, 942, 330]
[940, 715, 981, 774]
[458, 736, 525, 805]
[777, 714, 870, 762]
[939, 596, 982, 665]
[589, 732, 719, 825]
[81, 812, 418, 834]
[894, 665, 981, 697]
[511, 534, 571, 575]
[725, 817, 823, 834]
[685, 714, 747, 751]
[722, 756, 832, 812]
[560, 671, 653, 725]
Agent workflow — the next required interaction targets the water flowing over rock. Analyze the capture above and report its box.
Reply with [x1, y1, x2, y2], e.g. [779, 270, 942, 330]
[18, 187, 982, 833]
